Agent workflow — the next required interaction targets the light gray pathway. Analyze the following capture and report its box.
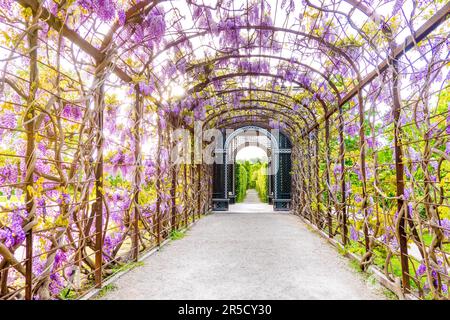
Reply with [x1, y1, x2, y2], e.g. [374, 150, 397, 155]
[229, 189, 273, 213]
[100, 191, 385, 300]
[243, 189, 261, 203]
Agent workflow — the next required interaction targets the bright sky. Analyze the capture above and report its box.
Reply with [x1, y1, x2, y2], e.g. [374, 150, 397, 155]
[235, 146, 268, 162]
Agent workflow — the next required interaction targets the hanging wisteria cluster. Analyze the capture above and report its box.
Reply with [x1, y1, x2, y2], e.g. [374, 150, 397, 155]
[0, 0, 449, 300]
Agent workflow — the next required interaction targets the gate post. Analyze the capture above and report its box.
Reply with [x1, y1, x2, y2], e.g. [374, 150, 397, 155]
[212, 129, 228, 210]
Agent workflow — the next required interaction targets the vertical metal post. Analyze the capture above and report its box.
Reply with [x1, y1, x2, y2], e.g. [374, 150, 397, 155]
[338, 106, 348, 245]
[94, 82, 104, 288]
[191, 162, 195, 223]
[133, 89, 142, 261]
[183, 164, 188, 227]
[24, 17, 39, 299]
[325, 119, 332, 237]
[155, 113, 162, 247]
[197, 164, 202, 217]
[171, 156, 177, 231]
[357, 91, 370, 252]
[392, 58, 410, 290]
[314, 130, 321, 226]
[299, 144, 305, 215]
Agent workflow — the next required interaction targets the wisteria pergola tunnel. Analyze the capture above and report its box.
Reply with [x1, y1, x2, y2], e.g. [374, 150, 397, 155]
[0, 0, 449, 300]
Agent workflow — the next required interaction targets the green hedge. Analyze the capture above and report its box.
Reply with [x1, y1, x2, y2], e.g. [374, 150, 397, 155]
[255, 163, 268, 202]
[235, 164, 248, 202]
[235, 161, 268, 202]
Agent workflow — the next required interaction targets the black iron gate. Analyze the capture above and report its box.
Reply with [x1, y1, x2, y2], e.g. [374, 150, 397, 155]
[212, 126, 292, 211]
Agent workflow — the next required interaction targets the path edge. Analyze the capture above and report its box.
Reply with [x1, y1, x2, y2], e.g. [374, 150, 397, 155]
[78, 211, 212, 300]
[79, 209, 415, 300]
[295, 213, 417, 300]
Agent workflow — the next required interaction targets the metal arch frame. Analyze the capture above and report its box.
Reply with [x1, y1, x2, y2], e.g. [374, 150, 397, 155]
[205, 93, 319, 126]
[203, 90, 318, 130]
[223, 126, 277, 204]
[147, 24, 357, 79]
[204, 103, 312, 131]
[18, 0, 449, 117]
[213, 112, 301, 135]
[215, 119, 295, 141]
[18, 0, 447, 141]
[231, 140, 274, 159]
[224, 125, 279, 152]
[204, 87, 317, 107]
[16, 0, 374, 85]
[184, 53, 342, 98]
[217, 115, 300, 150]
[225, 137, 275, 203]
[187, 72, 329, 111]
[214, 125, 291, 210]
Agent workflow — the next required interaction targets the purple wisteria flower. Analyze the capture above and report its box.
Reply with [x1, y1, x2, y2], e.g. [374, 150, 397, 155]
[407, 203, 413, 218]
[110, 151, 132, 177]
[440, 219, 450, 238]
[193, 105, 206, 121]
[330, 184, 339, 193]
[407, 147, 421, 172]
[446, 104, 450, 134]
[350, 226, 359, 241]
[0, 110, 17, 135]
[405, 167, 412, 179]
[0, 164, 18, 185]
[35, 159, 51, 176]
[381, 227, 398, 249]
[0, 210, 26, 248]
[57, 192, 71, 206]
[403, 187, 412, 200]
[159, 117, 167, 130]
[78, 0, 117, 22]
[118, 9, 126, 26]
[391, 0, 406, 16]
[417, 263, 427, 277]
[281, 0, 295, 13]
[344, 123, 359, 137]
[54, 250, 67, 268]
[62, 104, 82, 121]
[333, 164, 342, 176]
[159, 148, 169, 173]
[139, 81, 155, 96]
[416, 259, 448, 293]
[298, 74, 311, 87]
[345, 182, 351, 197]
[0, 0, 12, 12]
[103, 233, 121, 257]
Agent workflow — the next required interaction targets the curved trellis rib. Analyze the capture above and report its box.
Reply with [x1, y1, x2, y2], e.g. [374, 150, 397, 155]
[305, 1, 450, 136]
[187, 72, 329, 111]
[204, 97, 316, 127]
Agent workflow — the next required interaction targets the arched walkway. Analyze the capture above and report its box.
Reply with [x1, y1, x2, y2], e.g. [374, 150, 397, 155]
[100, 207, 385, 300]
[0, 0, 448, 301]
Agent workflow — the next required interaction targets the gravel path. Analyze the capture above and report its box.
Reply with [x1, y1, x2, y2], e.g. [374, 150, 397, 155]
[100, 191, 385, 300]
